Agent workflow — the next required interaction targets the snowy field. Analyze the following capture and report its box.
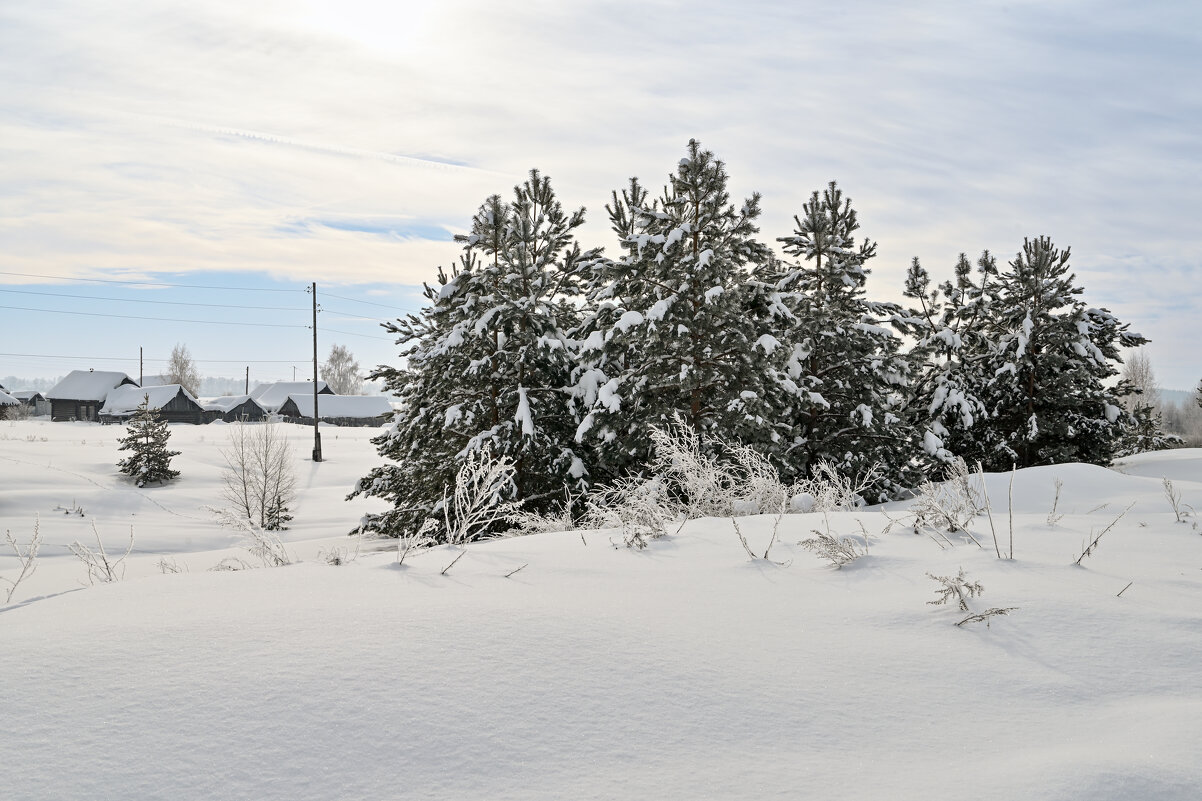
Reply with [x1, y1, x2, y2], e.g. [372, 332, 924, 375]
[2, 418, 1201, 800]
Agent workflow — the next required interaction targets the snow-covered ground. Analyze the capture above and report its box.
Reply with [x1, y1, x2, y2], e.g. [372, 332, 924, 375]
[2, 418, 1201, 800]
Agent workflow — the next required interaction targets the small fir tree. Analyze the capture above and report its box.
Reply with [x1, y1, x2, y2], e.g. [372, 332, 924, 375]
[116, 395, 180, 487]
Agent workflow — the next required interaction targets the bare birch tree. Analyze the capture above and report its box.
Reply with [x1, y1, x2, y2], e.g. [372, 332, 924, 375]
[321, 343, 362, 395]
[166, 343, 201, 396]
[220, 422, 297, 530]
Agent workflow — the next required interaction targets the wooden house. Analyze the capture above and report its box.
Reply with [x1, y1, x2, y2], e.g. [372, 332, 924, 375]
[100, 384, 206, 425]
[203, 394, 268, 423]
[10, 390, 51, 416]
[0, 390, 19, 419]
[277, 393, 393, 427]
[249, 381, 333, 414]
[46, 370, 138, 422]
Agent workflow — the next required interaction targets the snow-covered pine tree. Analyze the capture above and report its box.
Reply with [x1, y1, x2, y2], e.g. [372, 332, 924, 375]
[116, 395, 180, 487]
[901, 251, 998, 471]
[980, 236, 1147, 469]
[572, 140, 774, 481]
[769, 181, 918, 499]
[350, 173, 597, 539]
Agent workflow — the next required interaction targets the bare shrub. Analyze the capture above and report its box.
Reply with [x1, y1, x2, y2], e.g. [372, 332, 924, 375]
[210, 557, 254, 572]
[2, 517, 42, 604]
[69, 523, 134, 585]
[212, 507, 293, 567]
[397, 520, 436, 566]
[801, 528, 864, 568]
[1047, 478, 1065, 526]
[927, 568, 984, 612]
[508, 488, 578, 535]
[582, 476, 678, 549]
[791, 460, 879, 513]
[430, 446, 520, 545]
[909, 457, 987, 536]
[317, 545, 351, 566]
[220, 422, 296, 531]
[1163, 477, 1191, 523]
[957, 607, 1018, 627]
[156, 556, 182, 574]
[1075, 502, 1134, 565]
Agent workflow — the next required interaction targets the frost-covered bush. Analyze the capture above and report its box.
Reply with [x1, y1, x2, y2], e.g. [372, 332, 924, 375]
[2, 518, 41, 604]
[647, 418, 791, 519]
[800, 529, 864, 568]
[69, 523, 134, 585]
[790, 460, 876, 513]
[432, 446, 520, 545]
[909, 457, 987, 534]
[581, 475, 678, 549]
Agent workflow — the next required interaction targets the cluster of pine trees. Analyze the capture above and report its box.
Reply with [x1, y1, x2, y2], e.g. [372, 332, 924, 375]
[351, 140, 1150, 538]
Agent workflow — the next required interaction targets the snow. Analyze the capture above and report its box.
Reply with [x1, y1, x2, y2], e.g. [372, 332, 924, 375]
[45, 369, 135, 401]
[2, 418, 1201, 800]
[613, 310, 644, 332]
[646, 298, 672, 321]
[249, 381, 331, 413]
[515, 386, 535, 437]
[0, 389, 18, 405]
[284, 393, 393, 419]
[755, 333, 780, 354]
[101, 383, 197, 415]
[202, 394, 264, 414]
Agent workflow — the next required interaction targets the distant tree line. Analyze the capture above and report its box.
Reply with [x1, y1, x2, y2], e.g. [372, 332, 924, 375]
[351, 139, 1159, 538]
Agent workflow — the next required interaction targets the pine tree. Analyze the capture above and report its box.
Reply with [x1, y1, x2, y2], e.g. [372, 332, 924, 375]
[350, 173, 597, 539]
[573, 140, 774, 481]
[901, 251, 998, 471]
[116, 395, 180, 487]
[979, 236, 1147, 469]
[769, 181, 918, 498]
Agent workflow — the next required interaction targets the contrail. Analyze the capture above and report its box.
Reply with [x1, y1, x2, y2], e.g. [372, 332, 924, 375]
[123, 111, 502, 175]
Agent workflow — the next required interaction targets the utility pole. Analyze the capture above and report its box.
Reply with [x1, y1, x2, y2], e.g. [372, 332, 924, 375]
[139, 347, 143, 387]
[245, 366, 249, 395]
[310, 281, 322, 462]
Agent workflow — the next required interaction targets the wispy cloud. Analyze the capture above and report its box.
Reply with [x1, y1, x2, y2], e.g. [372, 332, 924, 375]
[2, 0, 1201, 383]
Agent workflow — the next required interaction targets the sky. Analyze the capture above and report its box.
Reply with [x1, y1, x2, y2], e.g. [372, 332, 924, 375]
[1, 0, 1200, 388]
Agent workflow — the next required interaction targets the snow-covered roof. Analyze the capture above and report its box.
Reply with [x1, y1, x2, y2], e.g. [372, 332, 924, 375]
[101, 384, 199, 415]
[9, 391, 45, 401]
[250, 381, 329, 412]
[46, 370, 136, 401]
[283, 394, 392, 419]
[203, 394, 265, 414]
[0, 390, 18, 406]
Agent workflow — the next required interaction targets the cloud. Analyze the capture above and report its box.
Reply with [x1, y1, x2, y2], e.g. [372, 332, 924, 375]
[2, 0, 1201, 384]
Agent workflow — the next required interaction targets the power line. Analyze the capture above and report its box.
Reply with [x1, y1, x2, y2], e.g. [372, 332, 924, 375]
[322, 290, 421, 313]
[0, 270, 306, 293]
[321, 307, 389, 322]
[323, 327, 396, 341]
[0, 304, 308, 329]
[0, 352, 308, 364]
[0, 287, 307, 312]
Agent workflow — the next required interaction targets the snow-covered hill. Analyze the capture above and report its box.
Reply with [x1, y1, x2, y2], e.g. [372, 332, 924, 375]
[2, 419, 1200, 800]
